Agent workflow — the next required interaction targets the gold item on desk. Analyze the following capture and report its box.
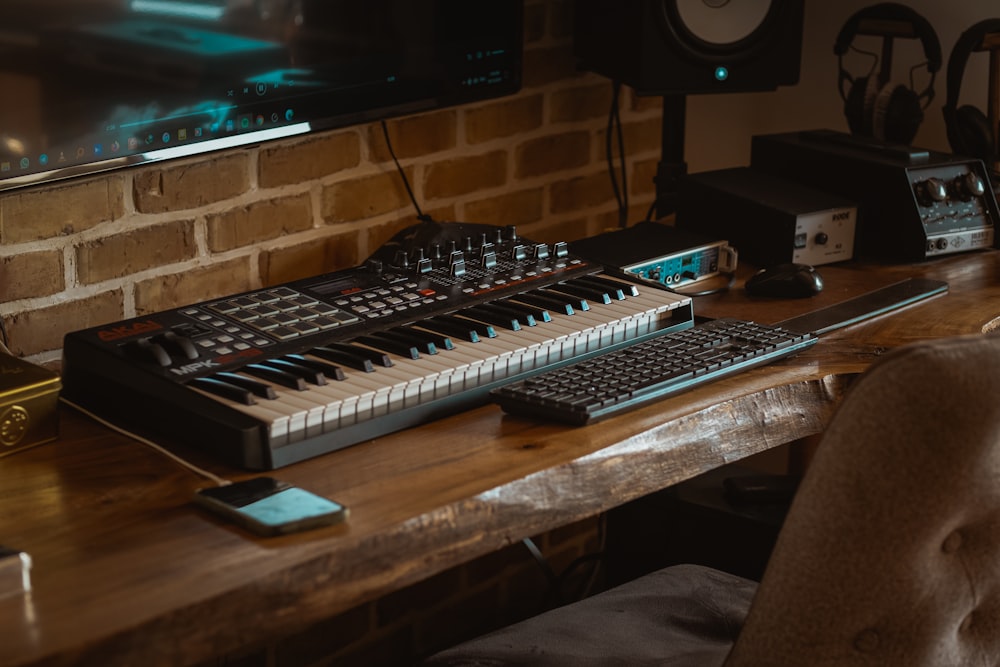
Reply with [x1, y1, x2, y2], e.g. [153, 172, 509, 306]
[0, 354, 61, 456]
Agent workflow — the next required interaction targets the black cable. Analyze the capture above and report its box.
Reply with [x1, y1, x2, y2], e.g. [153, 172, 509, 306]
[522, 537, 560, 591]
[614, 85, 628, 228]
[522, 513, 610, 606]
[605, 82, 629, 229]
[380, 119, 433, 224]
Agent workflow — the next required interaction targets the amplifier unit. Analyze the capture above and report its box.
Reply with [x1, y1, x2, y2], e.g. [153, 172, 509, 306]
[569, 222, 737, 288]
[750, 129, 998, 261]
[675, 167, 856, 267]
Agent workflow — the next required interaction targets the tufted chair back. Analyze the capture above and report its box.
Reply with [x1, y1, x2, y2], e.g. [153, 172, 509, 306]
[726, 332, 1000, 666]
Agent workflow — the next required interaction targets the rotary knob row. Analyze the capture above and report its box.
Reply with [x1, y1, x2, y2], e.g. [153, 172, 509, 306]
[916, 172, 986, 207]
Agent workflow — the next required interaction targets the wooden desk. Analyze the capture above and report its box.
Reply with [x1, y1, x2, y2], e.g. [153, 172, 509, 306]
[2, 250, 999, 667]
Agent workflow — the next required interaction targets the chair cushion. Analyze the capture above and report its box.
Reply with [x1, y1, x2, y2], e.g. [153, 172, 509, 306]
[423, 564, 756, 666]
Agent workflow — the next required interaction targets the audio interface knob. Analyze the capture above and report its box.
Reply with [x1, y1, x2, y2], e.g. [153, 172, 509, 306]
[956, 172, 986, 200]
[814, 232, 829, 245]
[917, 177, 947, 206]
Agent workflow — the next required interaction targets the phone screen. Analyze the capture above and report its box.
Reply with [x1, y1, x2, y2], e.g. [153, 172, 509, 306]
[195, 477, 348, 536]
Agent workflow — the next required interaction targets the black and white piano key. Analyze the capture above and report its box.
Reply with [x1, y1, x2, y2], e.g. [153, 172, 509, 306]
[424, 315, 495, 340]
[533, 287, 590, 312]
[457, 305, 522, 331]
[510, 291, 576, 316]
[353, 333, 421, 360]
[395, 325, 455, 351]
[309, 345, 376, 372]
[547, 280, 612, 304]
[283, 354, 347, 381]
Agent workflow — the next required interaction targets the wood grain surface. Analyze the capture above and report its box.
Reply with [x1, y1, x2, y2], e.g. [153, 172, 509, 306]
[1, 249, 998, 667]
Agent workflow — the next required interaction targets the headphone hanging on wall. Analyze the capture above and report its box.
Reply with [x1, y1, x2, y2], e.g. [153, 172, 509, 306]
[834, 3, 942, 145]
[943, 19, 1000, 166]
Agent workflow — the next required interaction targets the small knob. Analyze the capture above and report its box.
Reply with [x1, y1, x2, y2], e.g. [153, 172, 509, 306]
[956, 172, 986, 200]
[505, 225, 518, 242]
[917, 177, 948, 206]
[394, 249, 410, 268]
[815, 232, 829, 245]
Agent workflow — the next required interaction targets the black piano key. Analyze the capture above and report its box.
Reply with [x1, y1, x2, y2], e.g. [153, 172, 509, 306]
[376, 328, 438, 355]
[486, 301, 537, 326]
[459, 305, 521, 331]
[397, 325, 455, 351]
[572, 275, 627, 300]
[265, 358, 328, 385]
[513, 291, 576, 316]
[421, 316, 484, 343]
[310, 345, 376, 372]
[535, 288, 591, 311]
[214, 371, 277, 399]
[190, 377, 256, 405]
[579, 274, 640, 297]
[285, 354, 347, 381]
[435, 314, 497, 339]
[497, 298, 551, 323]
[550, 281, 612, 304]
[354, 334, 421, 360]
[244, 363, 308, 390]
[324, 341, 394, 367]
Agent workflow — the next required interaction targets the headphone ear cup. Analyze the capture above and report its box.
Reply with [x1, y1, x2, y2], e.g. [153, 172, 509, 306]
[872, 84, 923, 144]
[844, 75, 878, 136]
[953, 105, 995, 160]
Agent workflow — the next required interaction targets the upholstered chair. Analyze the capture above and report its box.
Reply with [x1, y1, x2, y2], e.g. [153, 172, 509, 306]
[424, 331, 1000, 666]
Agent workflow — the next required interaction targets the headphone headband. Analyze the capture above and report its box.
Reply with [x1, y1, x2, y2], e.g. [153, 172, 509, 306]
[834, 2, 943, 73]
[944, 19, 1000, 113]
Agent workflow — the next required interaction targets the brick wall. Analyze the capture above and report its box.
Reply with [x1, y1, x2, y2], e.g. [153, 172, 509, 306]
[0, 0, 662, 367]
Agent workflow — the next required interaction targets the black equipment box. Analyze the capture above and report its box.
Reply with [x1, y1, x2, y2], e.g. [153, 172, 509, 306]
[569, 222, 737, 289]
[676, 167, 856, 267]
[750, 130, 997, 261]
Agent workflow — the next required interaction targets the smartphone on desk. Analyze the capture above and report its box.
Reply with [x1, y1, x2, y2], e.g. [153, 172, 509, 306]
[194, 477, 348, 537]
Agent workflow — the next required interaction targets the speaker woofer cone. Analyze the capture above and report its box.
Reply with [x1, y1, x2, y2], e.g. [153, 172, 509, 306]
[662, 0, 778, 56]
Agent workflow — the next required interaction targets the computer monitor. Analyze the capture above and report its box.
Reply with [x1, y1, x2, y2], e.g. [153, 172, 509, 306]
[0, 0, 523, 192]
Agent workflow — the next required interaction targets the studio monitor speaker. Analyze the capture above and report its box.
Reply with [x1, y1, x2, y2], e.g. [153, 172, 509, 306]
[574, 0, 805, 94]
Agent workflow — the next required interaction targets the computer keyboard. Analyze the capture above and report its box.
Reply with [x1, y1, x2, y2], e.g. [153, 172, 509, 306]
[490, 318, 818, 425]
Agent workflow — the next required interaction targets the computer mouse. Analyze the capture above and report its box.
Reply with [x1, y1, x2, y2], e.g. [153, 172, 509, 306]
[744, 263, 824, 298]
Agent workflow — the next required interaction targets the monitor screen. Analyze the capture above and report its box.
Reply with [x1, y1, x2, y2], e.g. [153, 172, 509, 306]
[0, 0, 523, 192]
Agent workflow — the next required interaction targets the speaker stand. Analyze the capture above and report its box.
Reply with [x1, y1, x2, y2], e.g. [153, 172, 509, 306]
[655, 95, 688, 219]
